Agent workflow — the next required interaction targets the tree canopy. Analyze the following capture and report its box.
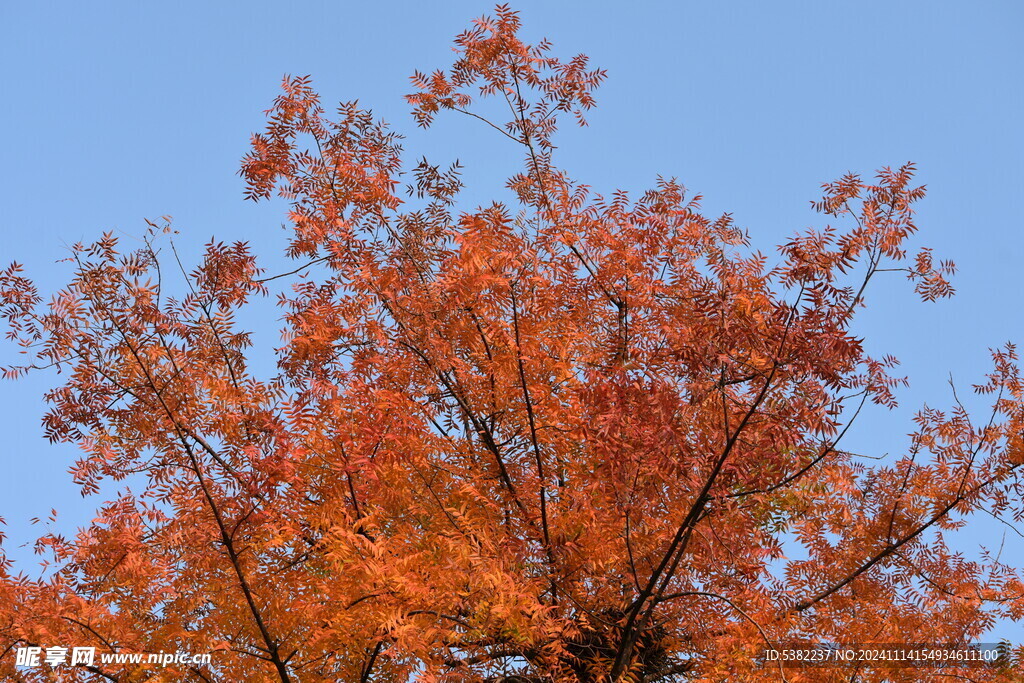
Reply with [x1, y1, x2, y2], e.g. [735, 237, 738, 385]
[1, 6, 1022, 681]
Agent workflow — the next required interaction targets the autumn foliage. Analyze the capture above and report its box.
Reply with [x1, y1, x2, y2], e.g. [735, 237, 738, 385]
[2, 6, 1024, 682]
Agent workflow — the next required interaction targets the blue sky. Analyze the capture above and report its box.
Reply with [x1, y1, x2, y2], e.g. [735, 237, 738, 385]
[1, 0, 1022, 641]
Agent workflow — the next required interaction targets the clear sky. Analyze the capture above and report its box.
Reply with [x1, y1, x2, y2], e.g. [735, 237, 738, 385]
[1, 0, 1022, 641]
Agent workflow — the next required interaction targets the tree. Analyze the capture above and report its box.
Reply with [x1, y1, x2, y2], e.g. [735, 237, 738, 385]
[1, 5, 1023, 681]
